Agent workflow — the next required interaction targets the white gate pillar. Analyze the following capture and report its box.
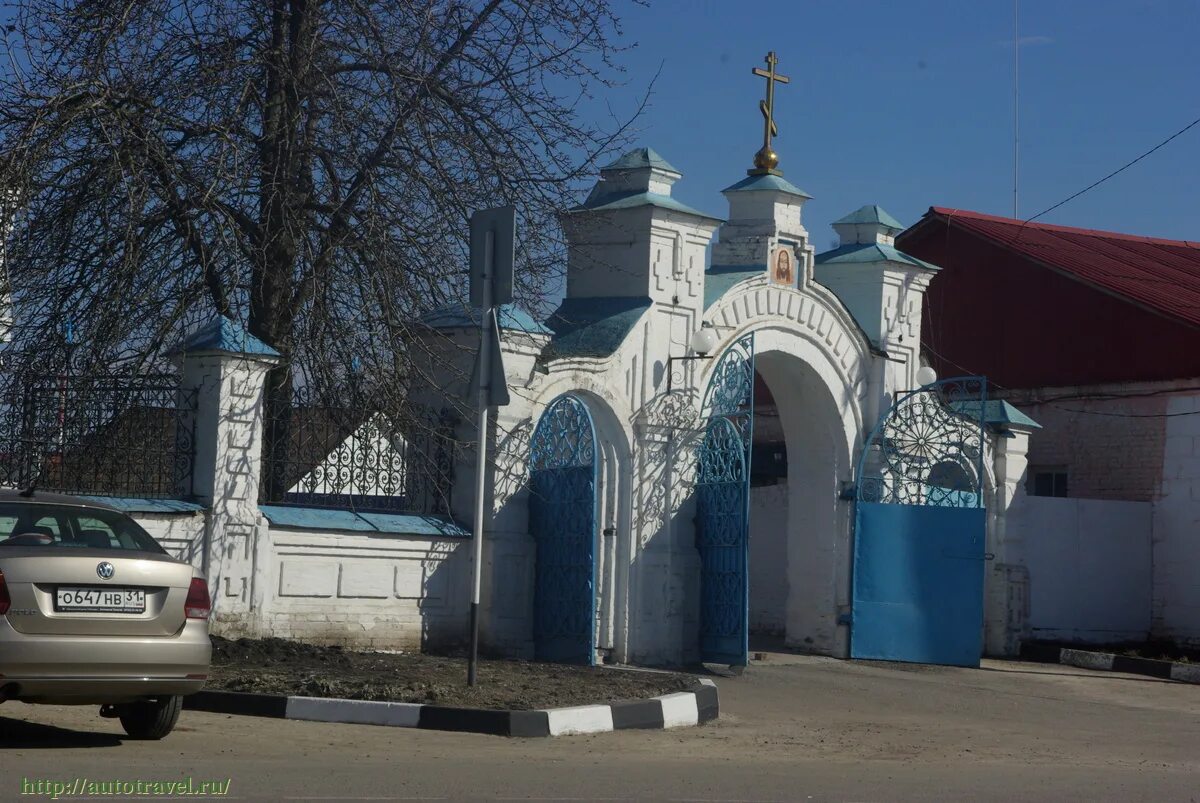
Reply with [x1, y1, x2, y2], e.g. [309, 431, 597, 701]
[173, 317, 280, 636]
[985, 422, 1036, 656]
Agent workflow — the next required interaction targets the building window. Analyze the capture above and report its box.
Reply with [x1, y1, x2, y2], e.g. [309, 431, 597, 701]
[1029, 467, 1069, 498]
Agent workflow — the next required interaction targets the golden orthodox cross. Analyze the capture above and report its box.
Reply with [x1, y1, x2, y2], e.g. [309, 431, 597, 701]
[750, 51, 790, 175]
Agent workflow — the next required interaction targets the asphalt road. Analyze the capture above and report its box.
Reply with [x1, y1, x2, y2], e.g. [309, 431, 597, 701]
[1, 654, 1198, 802]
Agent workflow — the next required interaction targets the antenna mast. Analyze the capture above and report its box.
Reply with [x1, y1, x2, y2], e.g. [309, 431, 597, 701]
[1013, 0, 1020, 217]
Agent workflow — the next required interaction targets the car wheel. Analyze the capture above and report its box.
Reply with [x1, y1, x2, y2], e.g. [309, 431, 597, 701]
[117, 695, 183, 740]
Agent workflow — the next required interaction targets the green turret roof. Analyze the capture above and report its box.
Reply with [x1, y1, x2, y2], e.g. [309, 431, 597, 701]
[815, 242, 938, 271]
[570, 190, 721, 221]
[601, 147, 680, 174]
[833, 204, 905, 230]
[722, 173, 812, 198]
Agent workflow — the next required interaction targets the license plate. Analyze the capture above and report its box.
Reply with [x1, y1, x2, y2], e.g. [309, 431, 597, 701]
[55, 587, 146, 613]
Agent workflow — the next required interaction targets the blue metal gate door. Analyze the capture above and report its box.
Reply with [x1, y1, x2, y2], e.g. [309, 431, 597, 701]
[695, 334, 754, 666]
[851, 376, 988, 667]
[528, 395, 597, 664]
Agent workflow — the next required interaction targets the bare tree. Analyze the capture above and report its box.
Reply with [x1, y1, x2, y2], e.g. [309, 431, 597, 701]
[0, 0, 641, 389]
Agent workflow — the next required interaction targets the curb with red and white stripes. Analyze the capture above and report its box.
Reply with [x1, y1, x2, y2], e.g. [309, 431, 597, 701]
[184, 677, 718, 737]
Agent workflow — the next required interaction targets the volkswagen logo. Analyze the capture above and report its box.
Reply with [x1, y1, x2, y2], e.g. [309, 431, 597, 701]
[96, 561, 115, 580]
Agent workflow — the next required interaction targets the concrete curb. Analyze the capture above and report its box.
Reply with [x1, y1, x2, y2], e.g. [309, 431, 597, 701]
[1021, 644, 1200, 684]
[183, 678, 718, 737]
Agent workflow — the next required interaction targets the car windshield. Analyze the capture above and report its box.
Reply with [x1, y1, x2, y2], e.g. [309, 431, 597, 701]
[0, 502, 167, 554]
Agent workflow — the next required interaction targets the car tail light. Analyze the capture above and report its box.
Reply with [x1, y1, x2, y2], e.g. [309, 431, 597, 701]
[0, 571, 9, 615]
[185, 577, 210, 620]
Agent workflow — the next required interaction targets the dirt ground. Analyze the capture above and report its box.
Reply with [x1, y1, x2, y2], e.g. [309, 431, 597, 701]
[7, 654, 1200, 801]
[206, 637, 694, 710]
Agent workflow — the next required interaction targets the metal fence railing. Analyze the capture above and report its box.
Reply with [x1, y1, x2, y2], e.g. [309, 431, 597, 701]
[259, 385, 457, 515]
[0, 372, 196, 498]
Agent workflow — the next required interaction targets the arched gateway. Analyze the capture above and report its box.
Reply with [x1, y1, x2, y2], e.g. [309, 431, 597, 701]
[412, 102, 1037, 668]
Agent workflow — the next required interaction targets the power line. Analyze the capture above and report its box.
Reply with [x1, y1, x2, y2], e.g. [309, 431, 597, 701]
[1026, 113, 1200, 223]
[1049, 406, 1200, 419]
[922, 342, 1200, 418]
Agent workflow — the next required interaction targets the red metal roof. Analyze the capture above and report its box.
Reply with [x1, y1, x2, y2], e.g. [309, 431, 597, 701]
[912, 207, 1200, 328]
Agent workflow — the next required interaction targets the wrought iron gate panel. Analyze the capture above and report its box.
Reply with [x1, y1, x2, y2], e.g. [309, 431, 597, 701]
[529, 394, 597, 665]
[695, 333, 754, 666]
[852, 376, 989, 667]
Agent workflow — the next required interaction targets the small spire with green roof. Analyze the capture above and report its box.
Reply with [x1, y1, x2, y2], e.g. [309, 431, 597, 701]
[832, 204, 905, 246]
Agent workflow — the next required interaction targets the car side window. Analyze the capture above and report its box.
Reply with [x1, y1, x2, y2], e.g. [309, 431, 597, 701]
[0, 516, 19, 538]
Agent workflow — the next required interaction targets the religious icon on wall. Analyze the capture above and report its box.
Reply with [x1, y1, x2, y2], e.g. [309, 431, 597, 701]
[770, 246, 795, 286]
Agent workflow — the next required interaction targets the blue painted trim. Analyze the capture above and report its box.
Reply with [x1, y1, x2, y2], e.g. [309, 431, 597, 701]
[173, 317, 280, 357]
[81, 496, 206, 515]
[260, 505, 469, 538]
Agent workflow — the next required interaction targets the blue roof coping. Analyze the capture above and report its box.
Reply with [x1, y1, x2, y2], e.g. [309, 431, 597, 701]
[419, 303, 552, 335]
[570, 190, 721, 222]
[721, 173, 812, 199]
[260, 505, 470, 538]
[542, 296, 652, 360]
[174, 317, 281, 358]
[704, 265, 763, 309]
[82, 496, 206, 515]
[815, 242, 939, 271]
[951, 400, 1042, 430]
[833, 204, 905, 229]
[601, 147, 680, 174]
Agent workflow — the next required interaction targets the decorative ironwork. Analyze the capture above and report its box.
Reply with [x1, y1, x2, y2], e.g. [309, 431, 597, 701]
[528, 394, 597, 665]
[857, 376, 988, 508]
[704, 334, 756, 422]
[0, 372, 196, 498]
[696, 417, 748, 639]
[694, 332, 755, 666]
[260, 384, 457, 515]
[633, 386, 703, 549]
[492, 418, 533, 514]
[529, 395, 595, 471]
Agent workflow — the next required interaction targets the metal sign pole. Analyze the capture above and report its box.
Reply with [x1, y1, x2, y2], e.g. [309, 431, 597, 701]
[468, 231, 493, 687]
[465, 204, 513, 688]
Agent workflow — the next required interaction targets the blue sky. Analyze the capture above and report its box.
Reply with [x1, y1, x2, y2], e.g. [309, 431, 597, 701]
[3, 1, 1193, 248]
[601, 0, 1200, 248]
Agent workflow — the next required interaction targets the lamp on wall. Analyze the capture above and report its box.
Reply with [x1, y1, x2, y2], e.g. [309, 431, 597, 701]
[667, 323, 719, 392]
[689, 323, 719, 356]
[916, 365, 938, 388]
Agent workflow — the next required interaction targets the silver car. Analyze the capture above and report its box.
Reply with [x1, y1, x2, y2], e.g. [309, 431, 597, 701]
[0, 490, 211, 739]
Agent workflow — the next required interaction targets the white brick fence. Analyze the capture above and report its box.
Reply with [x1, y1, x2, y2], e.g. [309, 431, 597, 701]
[90, 320, 470, 651]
